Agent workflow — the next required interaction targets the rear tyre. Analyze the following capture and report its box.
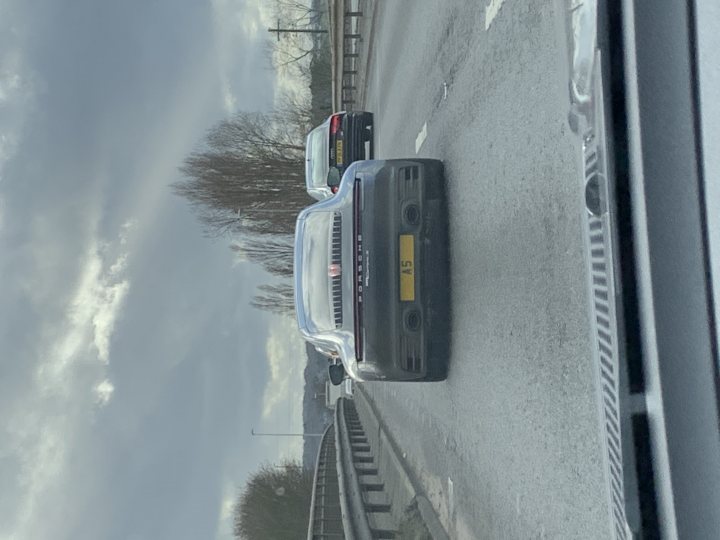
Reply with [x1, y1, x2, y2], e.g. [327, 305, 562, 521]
[419, 370, 447, 382]
[418, 338, 450, 381]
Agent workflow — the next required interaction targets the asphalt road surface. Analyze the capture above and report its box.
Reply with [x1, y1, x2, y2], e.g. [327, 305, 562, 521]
[358, 1, 611, 538]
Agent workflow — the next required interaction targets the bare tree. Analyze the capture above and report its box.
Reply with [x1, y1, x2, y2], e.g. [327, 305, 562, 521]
[231, 237, 294, 278]
[266, 0, 328, 74]
[174, 15, 330, 317]
[173, 97, 314, 241]
[274, 0, 323, 23]
[274, 89, 314, 134]
[250, 282, 296, 317]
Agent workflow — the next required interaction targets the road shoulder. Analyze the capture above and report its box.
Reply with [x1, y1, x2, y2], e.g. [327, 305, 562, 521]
[353, 384, 450, 540]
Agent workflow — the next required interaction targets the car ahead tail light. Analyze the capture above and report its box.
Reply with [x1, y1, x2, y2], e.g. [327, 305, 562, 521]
[331, 185, 339, 194]
[330, 114, 342, 135]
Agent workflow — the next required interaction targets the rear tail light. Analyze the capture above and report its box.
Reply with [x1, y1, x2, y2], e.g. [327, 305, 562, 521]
[330, 114, 342, 135]
[353, 178, 363, 361]
[331, 186, 339, 194]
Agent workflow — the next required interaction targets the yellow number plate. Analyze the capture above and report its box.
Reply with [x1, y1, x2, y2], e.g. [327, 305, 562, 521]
[335, 140, 343, 165]
[399, 234, 415, 301]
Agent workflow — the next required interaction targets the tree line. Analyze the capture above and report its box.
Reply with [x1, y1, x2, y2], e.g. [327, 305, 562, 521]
[234, 461, 314, 540]
[174, 0, 331, 316]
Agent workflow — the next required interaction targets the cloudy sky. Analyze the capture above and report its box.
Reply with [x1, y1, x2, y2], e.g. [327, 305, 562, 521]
[0, 0, 309, 538]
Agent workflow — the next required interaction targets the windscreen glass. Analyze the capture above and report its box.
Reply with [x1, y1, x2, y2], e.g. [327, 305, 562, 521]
[307, 125, 330, 189]
[301, 212, 333, 332]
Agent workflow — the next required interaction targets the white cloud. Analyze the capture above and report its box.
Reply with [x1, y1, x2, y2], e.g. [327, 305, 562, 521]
[0, 134, 18, 175]
[214, 482, 239, 540]
[39, 226, 132, 380]
[91, 280, 130, 364]
[0, 33, 38, 183]
[0, 2, 251, 538]
[259, 317, 306, 459]
[221, 78, 237, 114]
[211, 0, 274, 38]
[0, 69, 22, 102]
[261, 317, 305, 419]
[219, 491, 235, 521]
[94, 379, 115, 406]
[119, 218, 137, 244]
[209, 0, 311, 112]
[4, 222, 133, 539]
[109, 253, 128, 276]
[211, 0, 275, 113]
[5, 410, 72, 540]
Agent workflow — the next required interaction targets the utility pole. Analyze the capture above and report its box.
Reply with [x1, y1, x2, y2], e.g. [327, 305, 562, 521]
[251, 428, 324, 438]
[268, 19, 328, 41]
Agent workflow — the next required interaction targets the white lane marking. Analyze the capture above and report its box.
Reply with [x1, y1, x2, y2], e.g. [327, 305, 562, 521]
[485, 0, 506, 30]
[415, 122, 428, 154]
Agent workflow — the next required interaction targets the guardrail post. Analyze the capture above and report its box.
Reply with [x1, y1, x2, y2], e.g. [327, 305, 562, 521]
[371, 529, 396, 539]
[364, 502, 392, 513]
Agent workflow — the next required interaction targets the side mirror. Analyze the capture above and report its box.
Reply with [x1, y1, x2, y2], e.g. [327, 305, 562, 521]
[327, 167, 341, 188]
[328, 363, 345, 386]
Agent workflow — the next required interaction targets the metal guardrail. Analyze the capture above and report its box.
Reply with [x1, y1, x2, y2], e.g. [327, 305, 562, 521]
[341, 8, 363, 110]
[336, 398, 396, 539]
[335, 399, 374, 540]
[307, 424, 344, 539]
[307, 398, 397, 540]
